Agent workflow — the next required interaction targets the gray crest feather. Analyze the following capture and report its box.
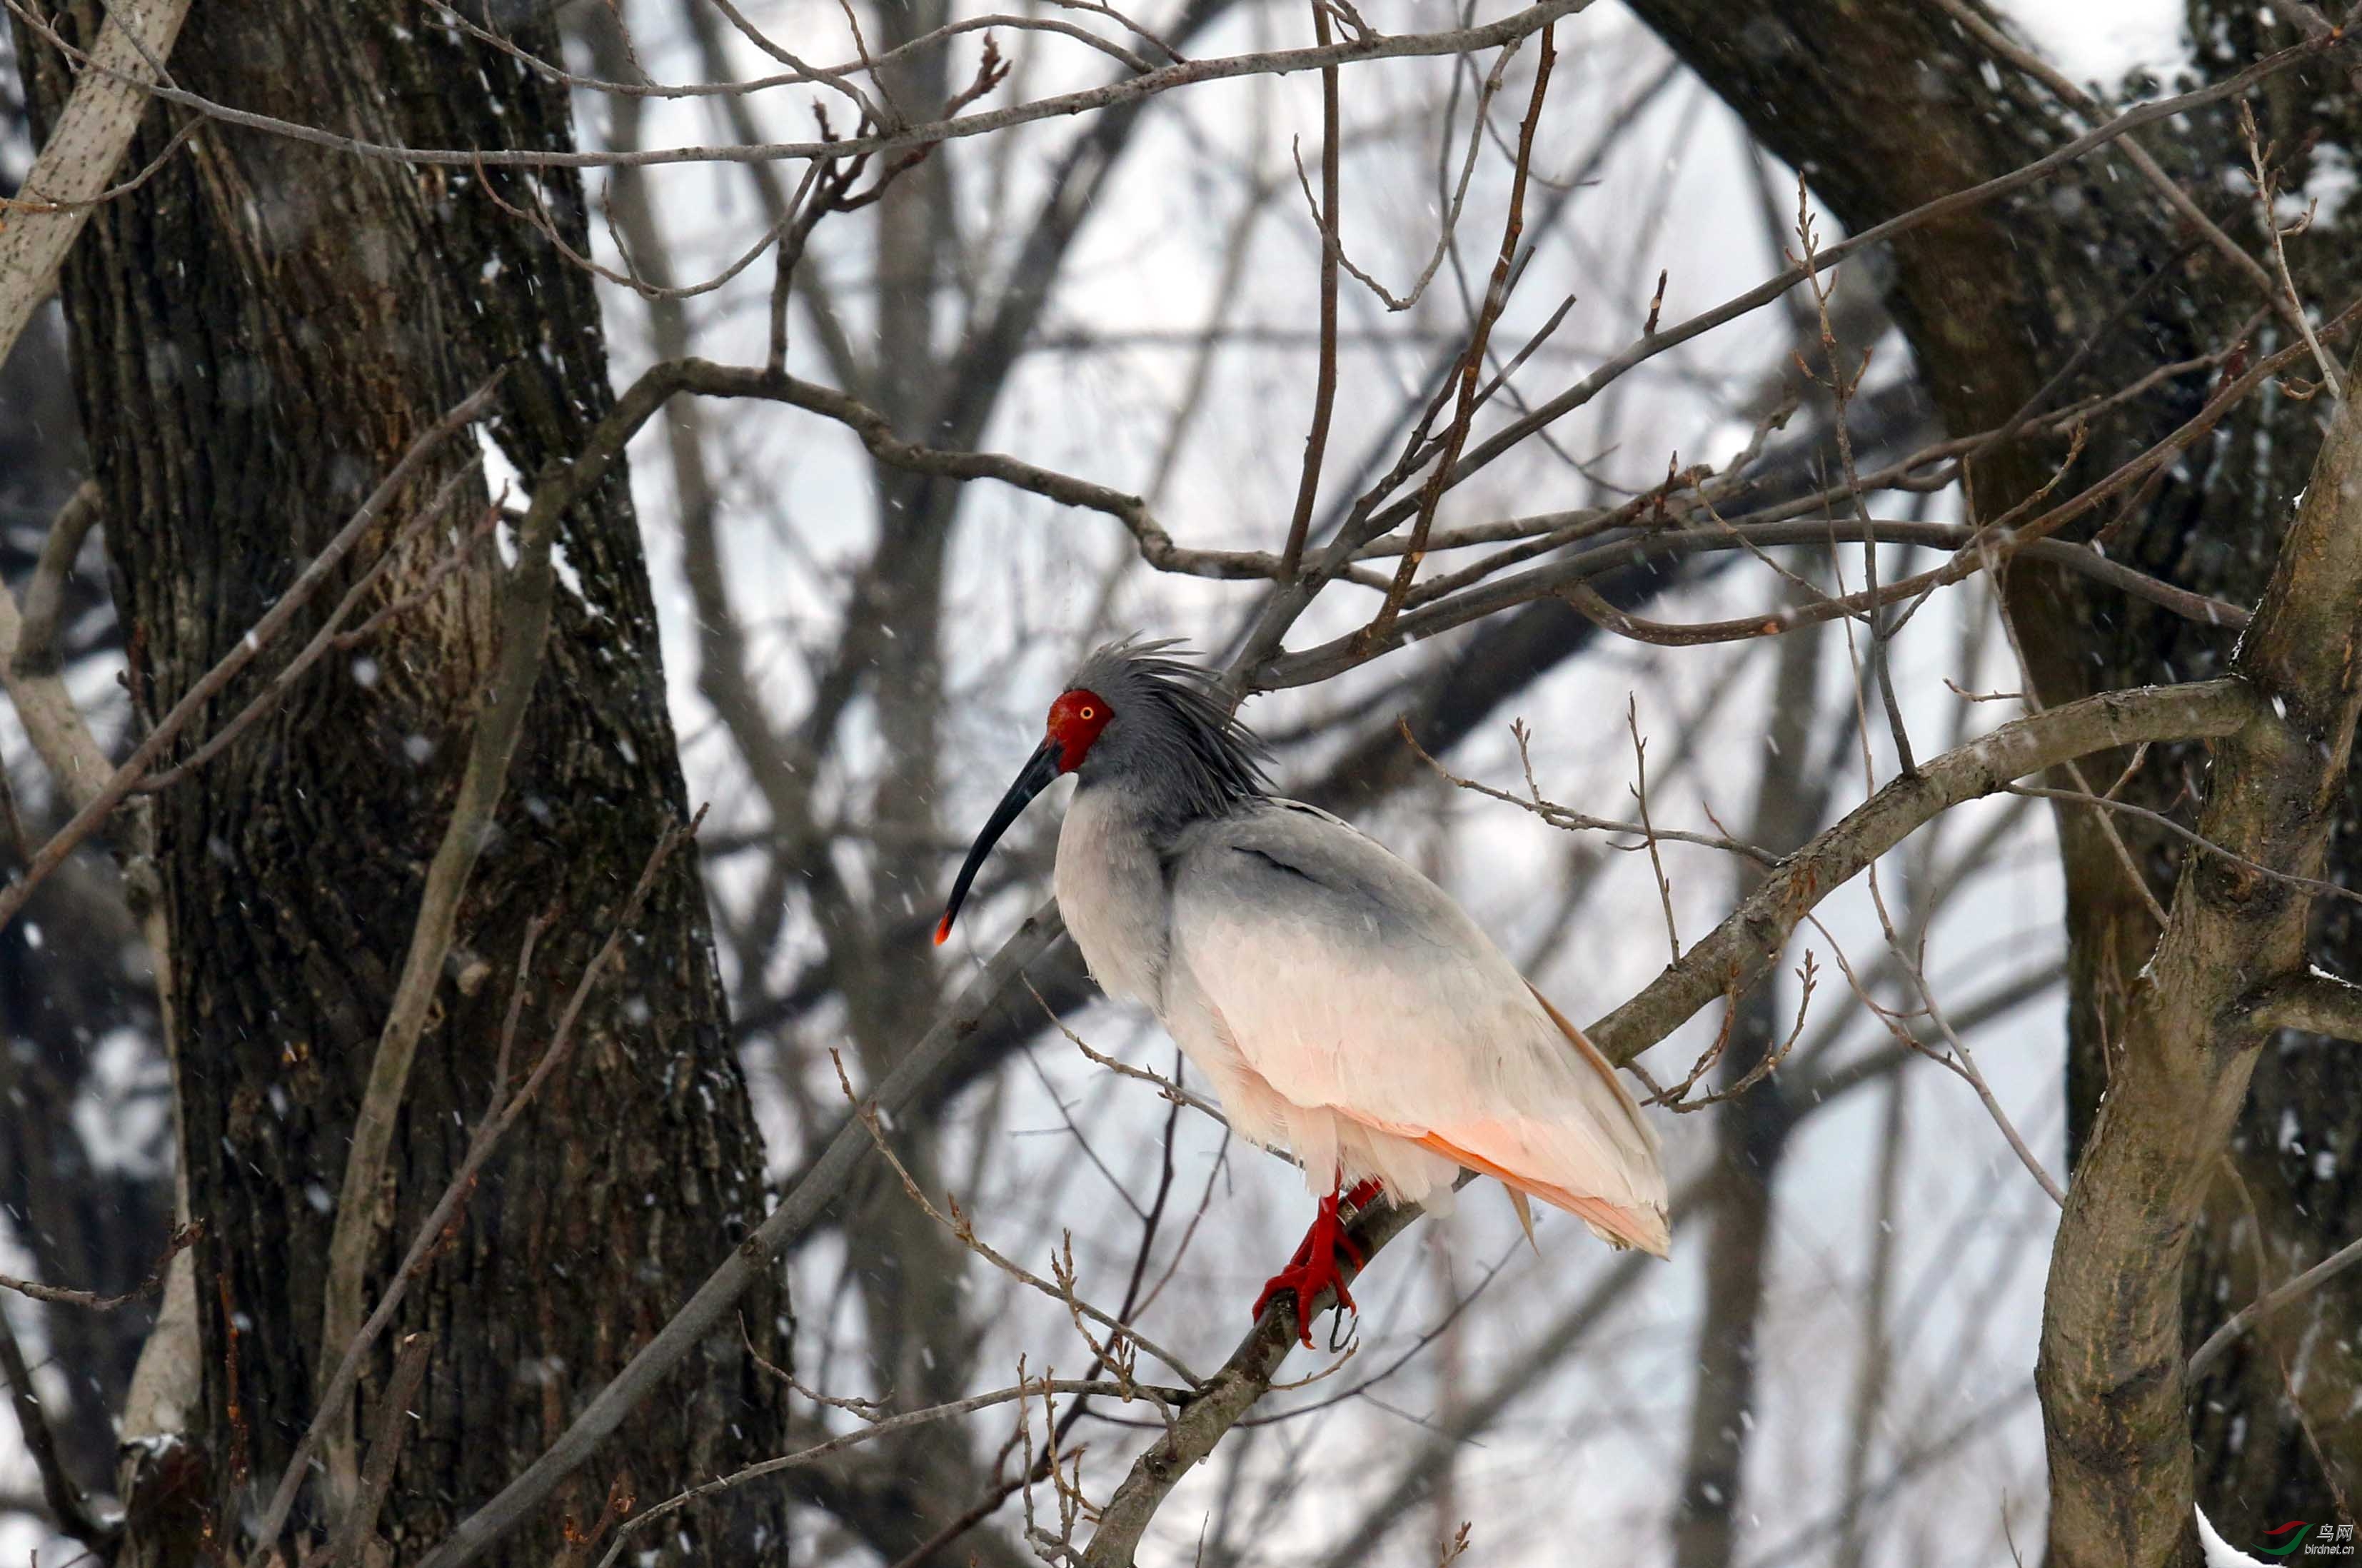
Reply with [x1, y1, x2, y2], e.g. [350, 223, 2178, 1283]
[1067, 638, 1268, 824]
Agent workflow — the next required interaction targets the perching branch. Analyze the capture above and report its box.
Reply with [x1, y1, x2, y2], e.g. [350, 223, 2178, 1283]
[1080, 1194, 1426, 1567]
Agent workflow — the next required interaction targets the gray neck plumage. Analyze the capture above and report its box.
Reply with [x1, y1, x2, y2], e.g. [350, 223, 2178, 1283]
[1075, 701, 1266, 849]
[1076, 743, 1263, 850]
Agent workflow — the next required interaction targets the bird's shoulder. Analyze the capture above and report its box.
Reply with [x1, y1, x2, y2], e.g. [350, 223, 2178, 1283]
[1174, 796, 1388, 880]
[1169, 798, 1467, 941]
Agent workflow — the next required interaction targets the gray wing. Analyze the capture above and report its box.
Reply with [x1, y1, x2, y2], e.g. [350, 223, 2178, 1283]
[1166, 800, 1666, 1244]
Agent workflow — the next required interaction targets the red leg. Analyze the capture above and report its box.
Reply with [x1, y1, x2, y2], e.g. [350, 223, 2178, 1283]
[1252, 1177, 1384, 1346]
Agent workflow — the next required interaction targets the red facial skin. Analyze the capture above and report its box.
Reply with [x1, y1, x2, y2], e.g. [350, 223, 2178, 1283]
[1046, 688, 1113, 772]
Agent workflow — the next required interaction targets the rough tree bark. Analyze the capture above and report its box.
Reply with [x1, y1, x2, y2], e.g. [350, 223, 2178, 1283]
[1629, 0, 2362, 1549]
[16, 2, 790, 1561]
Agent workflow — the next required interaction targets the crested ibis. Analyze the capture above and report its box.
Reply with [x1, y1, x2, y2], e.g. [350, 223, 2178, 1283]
[936, 640, 1669, 1344]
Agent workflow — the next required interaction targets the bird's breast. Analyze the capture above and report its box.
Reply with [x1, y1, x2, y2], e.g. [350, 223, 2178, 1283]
[1053, 785, 1172, 1011]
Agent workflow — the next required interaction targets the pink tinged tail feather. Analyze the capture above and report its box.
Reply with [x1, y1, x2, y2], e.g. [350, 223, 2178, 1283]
[1379, 983, 1671, 1259]
[1411, 1130, 1672, 1257]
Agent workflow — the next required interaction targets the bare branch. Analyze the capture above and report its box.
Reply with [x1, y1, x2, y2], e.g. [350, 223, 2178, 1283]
[1361, 20, 1556, 645]
[13, 480, 99, 676]
[2040, 323, 2362, 1559]
[1082, 1197, 1428, 1566]
[0, 1220, 200, 1313]
[0, 378, 501, 930]
[1276, 0, 1342, 580]
[0, 486, 116, 820]
[2188, 1230, 2362, 1379]
[1586, 679, 2259, 1067]
[598, 1376, 1184, 1568]
[414, 900, 1070, 1568]
[16, 0, 1602, 171]
[321, 1330, 433, 1568]
[0, 1297, 111, 1552]
[1402, 719, 1777, 865]
[0, 0, 193, 369]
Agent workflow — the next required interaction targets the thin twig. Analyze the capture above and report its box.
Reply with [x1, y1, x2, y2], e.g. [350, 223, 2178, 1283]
[2008, 781, 2362, 910]
[1400, 719, 1776, 864]
[0, 379, 500, 930]
[12, 0, 1603, 171]
[829, 1050, 1205, 1388]
[2238, 99, 2344, 401]
[0, 1220, 201, 1312]
[2190, 1229, 2362, 1377]
[1626, 698, 1683, 965]
[1277, 0, 1342, 580]
[0, 1299, 111, 1550]
[1360, 21, 1556, 646]
[137, 468, 489, 795]
[595, 1376, 1178, 1568]
[1794, 188, 1914, 775]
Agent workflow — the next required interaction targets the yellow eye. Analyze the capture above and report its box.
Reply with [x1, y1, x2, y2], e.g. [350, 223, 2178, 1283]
[1079, 706, 1095, 720]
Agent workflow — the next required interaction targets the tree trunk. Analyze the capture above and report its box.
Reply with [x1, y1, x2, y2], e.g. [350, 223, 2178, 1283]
[1628, 0, 2362, 1547]
[17, 2, 790, 1559]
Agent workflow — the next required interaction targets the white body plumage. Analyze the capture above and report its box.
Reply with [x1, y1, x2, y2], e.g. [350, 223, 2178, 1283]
[1055, 783, 1669, 1255]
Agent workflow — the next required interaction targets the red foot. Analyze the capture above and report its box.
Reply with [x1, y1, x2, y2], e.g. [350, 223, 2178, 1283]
[1252, 1179, 1382, 1346]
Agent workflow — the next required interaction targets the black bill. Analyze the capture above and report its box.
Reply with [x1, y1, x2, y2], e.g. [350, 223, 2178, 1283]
[935, 739, 1061, 944]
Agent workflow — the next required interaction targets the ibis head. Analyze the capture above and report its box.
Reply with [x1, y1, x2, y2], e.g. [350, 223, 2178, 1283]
[935, 640, 1267, 945]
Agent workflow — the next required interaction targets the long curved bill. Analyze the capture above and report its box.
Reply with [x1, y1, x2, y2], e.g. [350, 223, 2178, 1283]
[935, 739, 1061, 945]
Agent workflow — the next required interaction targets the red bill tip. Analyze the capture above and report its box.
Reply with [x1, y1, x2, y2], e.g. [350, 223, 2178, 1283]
[933, 913, 953, 946]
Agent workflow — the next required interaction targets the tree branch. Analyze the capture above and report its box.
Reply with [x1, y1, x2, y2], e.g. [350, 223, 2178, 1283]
[253, 816, 704, 1564]
[0, 1295, 111, 1552]
[414, 900, 1070, 1568]
[18, 0, 1598, 170]
[0, 0, 192, 369]
[1081, 1196, 1427, 1567]
[1587, 679, 2259, 1065]
[0, 381, 499, 932]
[2188, 1230, 2362, 1379]
[2240, 970, 2362, 1041]
[0, 1220, 199, 1312]
[316, 377, 548, 1511]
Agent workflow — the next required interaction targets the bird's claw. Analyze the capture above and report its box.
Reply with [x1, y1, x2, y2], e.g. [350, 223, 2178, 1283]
[1251, 1255, 1359, 1347]
[1250, 1186, 1369, 1347]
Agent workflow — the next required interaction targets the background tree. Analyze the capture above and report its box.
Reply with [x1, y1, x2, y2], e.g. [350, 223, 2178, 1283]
[9, 1, 793, 1560]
